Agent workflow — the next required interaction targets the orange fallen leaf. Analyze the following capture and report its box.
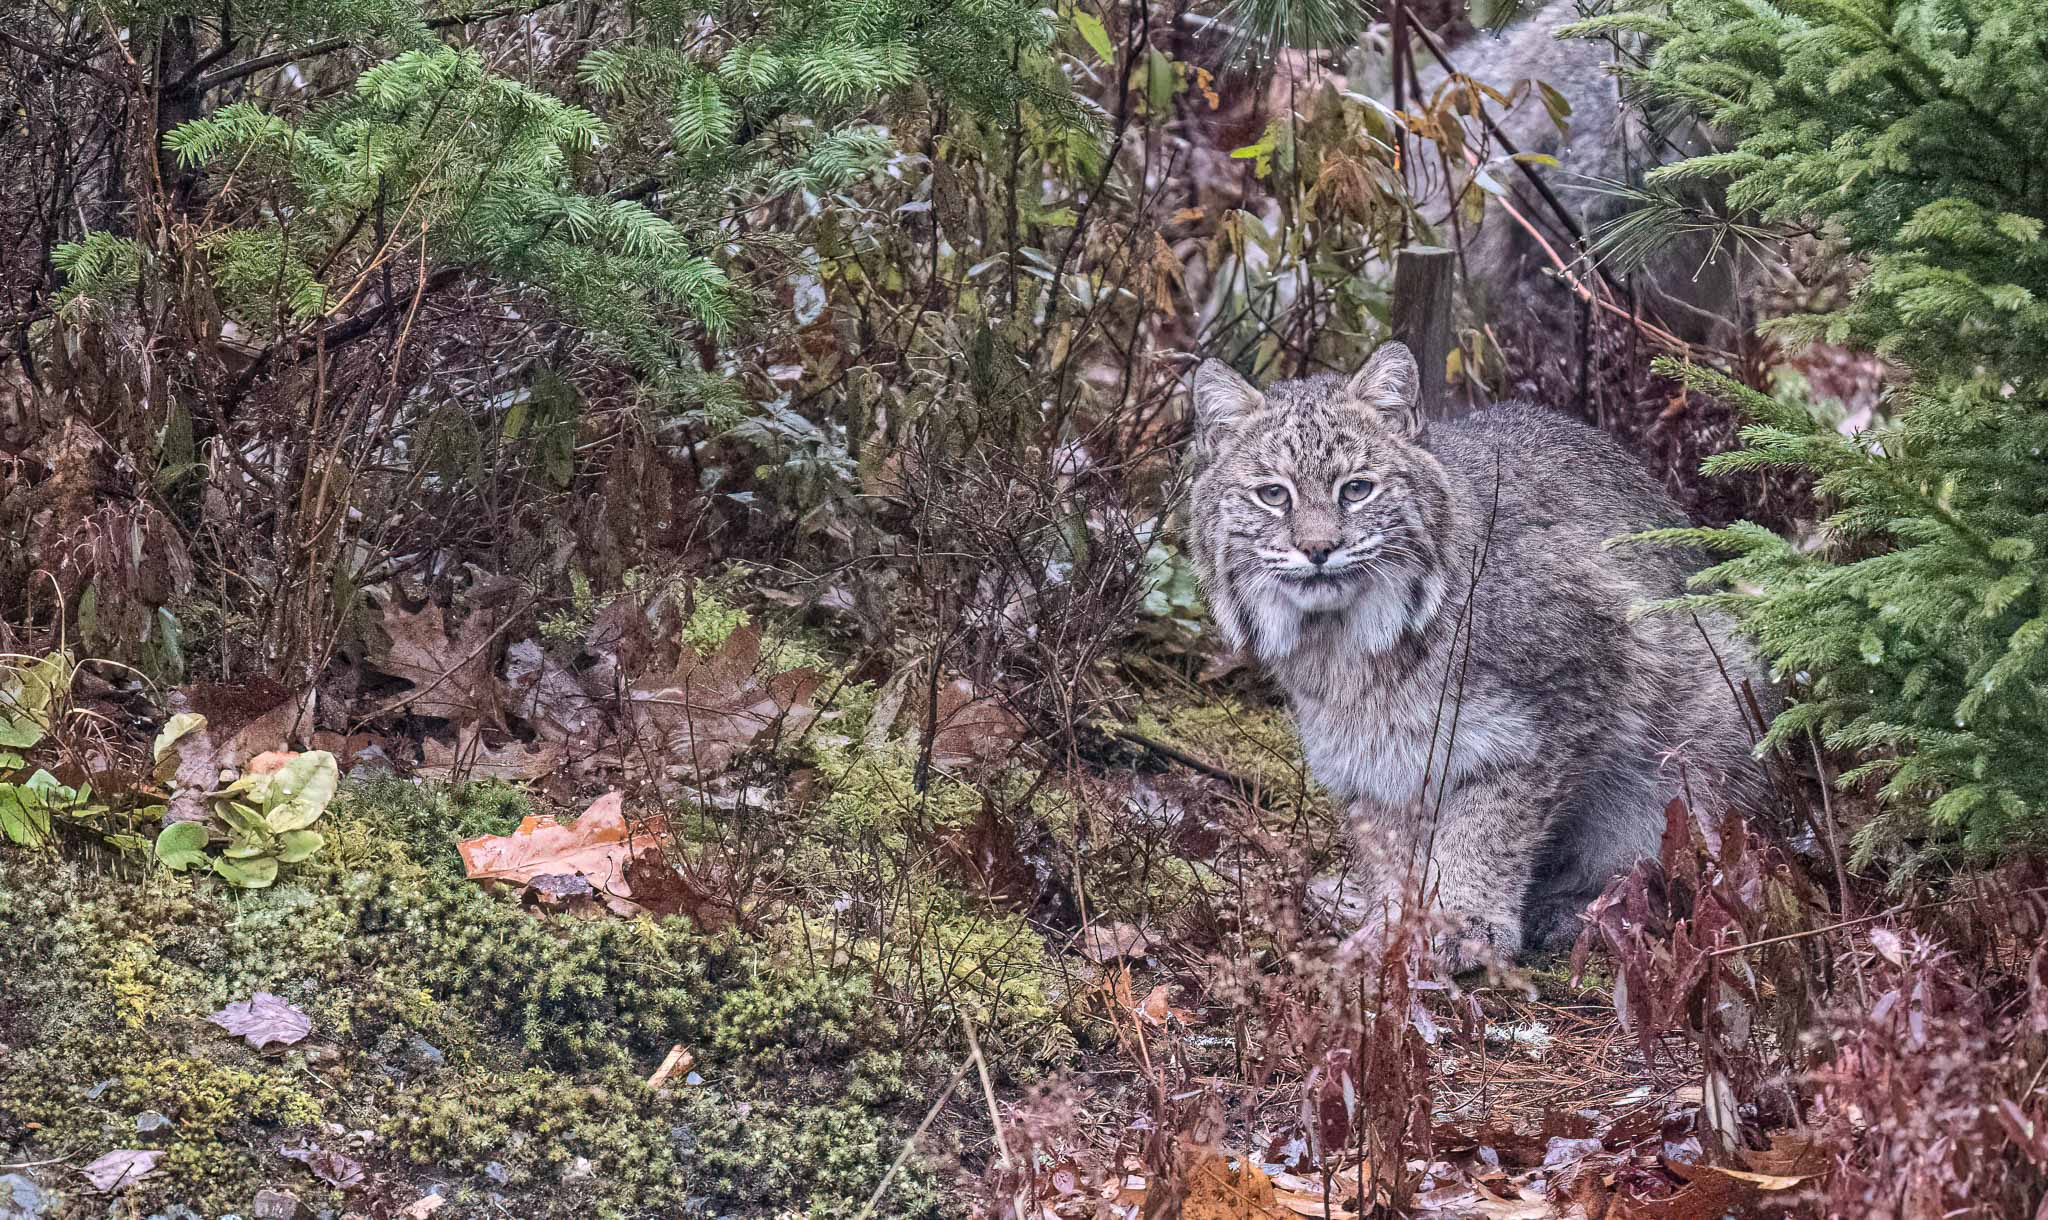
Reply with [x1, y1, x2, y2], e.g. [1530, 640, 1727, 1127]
[458, 792, 670, 916]
[1180, 1152, 1280, 1220]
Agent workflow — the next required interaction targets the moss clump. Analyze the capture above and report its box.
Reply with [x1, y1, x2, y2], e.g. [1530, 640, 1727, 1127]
[1130, 695, 1312, 799]
[384, 1067, 690, 1217]
[340, 775, 532, 873]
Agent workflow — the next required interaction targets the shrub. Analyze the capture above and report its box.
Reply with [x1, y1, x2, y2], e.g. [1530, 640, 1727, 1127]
[1586, 0, 2048, 866]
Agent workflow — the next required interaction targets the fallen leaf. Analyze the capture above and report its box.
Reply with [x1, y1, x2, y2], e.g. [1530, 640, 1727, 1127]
[418, 727, 562, 782]
[627, 626, 820, 780]
[458, 792, 671, 916]
[364, 591, 505, 726]
[919, 677, 1025, 769]
[1138, 983, 1173, 1025]
[1180, 1152, 1279, 1220]
[208, 992, 312, 1050]
[402, 1193, 447, 1219]
[280, 1144, 366, 1189]
[1270, 1170, 1364, 1219]
[647, 1044, 696, 1090]
[82, 1149, 160, 1192]
[1079, 922, 1156, 963]
[1701, 1165, 1810, 1190]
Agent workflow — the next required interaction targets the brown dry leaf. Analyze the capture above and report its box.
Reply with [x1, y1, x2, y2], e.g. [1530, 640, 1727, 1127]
[647, 1044, 696, 1090]
[418, 727, 562, 782]
[920, 676, 1025, 770]
[1080, 921, 1156, 963]
[627, 625, 820, 780]
[402, 1193, 447, 1219]
[208, 992, 312, 1050]
[365, 592, 504, 727]
[458, 791, 669, 916]
[280, 1143, 366, 1189]
[1178, 1152, 1281, 1220]
[1739, 1131, 1825, 1179]
[1270, 1171, 1362, 1220]
[81, 1149, 161, 1193]
[1134, 983, 1195, 1028]
[1705, 1166, 1809, 1190]
[1138, 983, 1173, 1025]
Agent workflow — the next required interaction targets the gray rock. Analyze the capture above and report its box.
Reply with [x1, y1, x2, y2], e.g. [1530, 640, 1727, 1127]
[251, 1188, 302, 1220]
[134, 1111, 172, 1133]
[0, 1174, 46, 1220]
[483, 1162, 510, 1186]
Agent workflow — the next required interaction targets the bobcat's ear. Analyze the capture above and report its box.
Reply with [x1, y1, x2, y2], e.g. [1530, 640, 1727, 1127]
[1347, 341, 1423, 437]
[1191, 359, 1264, 430]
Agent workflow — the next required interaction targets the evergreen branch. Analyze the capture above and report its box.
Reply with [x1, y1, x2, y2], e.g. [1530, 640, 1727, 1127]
[189, 1, 572, 94]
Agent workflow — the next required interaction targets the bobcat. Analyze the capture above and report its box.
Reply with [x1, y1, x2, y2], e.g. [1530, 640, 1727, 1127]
[1185, 343, 1765, 966]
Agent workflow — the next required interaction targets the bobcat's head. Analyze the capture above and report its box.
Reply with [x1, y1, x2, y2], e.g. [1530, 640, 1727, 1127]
[1185, 342, 1455, 660]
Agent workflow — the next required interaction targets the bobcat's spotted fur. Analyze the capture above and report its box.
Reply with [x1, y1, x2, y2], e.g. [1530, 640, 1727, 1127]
[1185, 343, 1765, 964]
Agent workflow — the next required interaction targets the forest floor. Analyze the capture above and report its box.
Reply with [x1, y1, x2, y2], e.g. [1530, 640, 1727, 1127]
[0, 588, 1825, 1220]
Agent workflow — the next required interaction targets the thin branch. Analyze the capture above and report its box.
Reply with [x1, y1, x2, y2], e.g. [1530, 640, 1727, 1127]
[189, 1, 572, 94]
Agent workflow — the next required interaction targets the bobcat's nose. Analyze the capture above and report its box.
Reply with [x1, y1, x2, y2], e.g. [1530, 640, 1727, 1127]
[1303, 543, 1335, 566]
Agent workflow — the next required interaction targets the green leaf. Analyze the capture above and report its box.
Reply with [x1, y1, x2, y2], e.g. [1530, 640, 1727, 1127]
[223, 835, 272, 859]
[0, 652, 71, 750]
[1145, 49, 1174, 113]
[154, 713, 208, 766]
[214, 799, 270, 838]
[262, 751, 338, 832]
[213, 854, 279, 889]
[1073, 10, 1115, 64]
[0, 785, 52, 847]
[156, 821, 212, 871]
[276, 829, 326, 864]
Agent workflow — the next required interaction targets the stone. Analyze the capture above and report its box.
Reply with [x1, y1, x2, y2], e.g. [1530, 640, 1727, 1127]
[0, 1174, 47, 1220]
[251, 1188, 302, 1220]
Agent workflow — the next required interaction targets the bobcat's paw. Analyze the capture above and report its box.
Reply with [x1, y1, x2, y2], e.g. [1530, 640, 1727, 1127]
[1437, 915, 1520, 977]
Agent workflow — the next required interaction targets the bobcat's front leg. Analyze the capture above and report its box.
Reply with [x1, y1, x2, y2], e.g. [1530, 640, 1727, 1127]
[1348, 768, 1560, 971]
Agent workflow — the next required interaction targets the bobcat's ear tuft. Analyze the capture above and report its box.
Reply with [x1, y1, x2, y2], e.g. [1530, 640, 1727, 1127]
[1191, 359, 1264, 429]
[1347, 342, 1422, 436]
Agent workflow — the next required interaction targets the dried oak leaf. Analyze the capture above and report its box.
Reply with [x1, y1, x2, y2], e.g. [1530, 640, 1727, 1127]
[364, 592, 504, 727]
[458, 791, 671, 917]
[1079, 922, 1156, 963]
[626, 625, 820, 780]
[1173, 1152, 1280, 1220]
[208, 992, 312, 1050]
[917, 676, 1025, 769]
[418, 727, 562, 782]
[82, 1150, 160, 1193]
[280, 1144, 366, 1189]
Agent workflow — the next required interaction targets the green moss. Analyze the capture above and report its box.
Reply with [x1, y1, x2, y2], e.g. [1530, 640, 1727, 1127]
[1129, 695, 1311, 798]
[0, 782, 970, 1219]
[338, 776, 532, 874]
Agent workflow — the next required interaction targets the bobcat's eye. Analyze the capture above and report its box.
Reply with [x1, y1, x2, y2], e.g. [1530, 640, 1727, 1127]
[1340, 478, 1377, 505]
[1254, 483, 1290, 509]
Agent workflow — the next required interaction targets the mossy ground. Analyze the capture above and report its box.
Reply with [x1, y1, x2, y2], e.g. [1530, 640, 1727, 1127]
[0, 632, 1332, 1219]
[0, 779, 967, 1219]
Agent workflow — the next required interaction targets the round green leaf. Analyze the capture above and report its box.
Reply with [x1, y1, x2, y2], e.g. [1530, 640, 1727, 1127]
[266, 752, 338, 817]
[213, 854, 279, 889]
[275, 829, 325, 864]
[155, 821, 211, 870]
